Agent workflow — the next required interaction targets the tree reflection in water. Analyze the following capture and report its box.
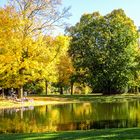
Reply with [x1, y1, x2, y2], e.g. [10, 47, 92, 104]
[1, 100, 140, 133]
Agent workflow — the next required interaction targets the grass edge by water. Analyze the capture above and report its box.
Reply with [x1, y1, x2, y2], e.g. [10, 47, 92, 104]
[0, 127, 140, 140]
[1, 94, 140, 109]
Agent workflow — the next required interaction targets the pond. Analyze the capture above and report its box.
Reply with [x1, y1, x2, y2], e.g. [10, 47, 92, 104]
[0, 100, 140, 133]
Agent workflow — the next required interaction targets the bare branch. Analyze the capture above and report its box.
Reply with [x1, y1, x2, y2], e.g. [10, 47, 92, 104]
[8, 0, 71, 36]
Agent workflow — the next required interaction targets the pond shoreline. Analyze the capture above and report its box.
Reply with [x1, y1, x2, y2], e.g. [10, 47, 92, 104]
[0, 98, 83, 109]
[1, 94, 140, 109]
[1, 95, 140, 138]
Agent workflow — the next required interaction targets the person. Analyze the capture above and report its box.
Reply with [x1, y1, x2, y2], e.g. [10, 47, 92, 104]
[23, 91, 28, 101]
[11, 91, 17, 100]
[24, 91, 27, 97]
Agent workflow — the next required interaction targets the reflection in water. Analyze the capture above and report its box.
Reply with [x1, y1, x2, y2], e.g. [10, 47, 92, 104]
[1, 100, 140, 133]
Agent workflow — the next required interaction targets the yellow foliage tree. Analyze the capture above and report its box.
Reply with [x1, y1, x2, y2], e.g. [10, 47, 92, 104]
[43, 35, 71, 94]
[0, 7, 48, 97]
[56, 54, 75, 94]
[0, 7, 70, 97]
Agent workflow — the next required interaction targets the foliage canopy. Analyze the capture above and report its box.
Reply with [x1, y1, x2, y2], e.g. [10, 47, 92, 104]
[68, 9, 139, 94]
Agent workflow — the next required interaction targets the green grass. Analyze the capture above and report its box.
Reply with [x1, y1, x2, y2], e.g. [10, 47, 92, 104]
[33, 94, 140, 103]
[1, 127, 140, 140]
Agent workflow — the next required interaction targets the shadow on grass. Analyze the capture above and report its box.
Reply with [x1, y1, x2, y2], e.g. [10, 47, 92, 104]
[27, 93, 140, 104]
[1, 127, 140, 140]
[43, 94, 140, 103]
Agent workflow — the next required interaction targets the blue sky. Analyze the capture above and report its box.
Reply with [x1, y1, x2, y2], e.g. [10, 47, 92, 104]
[0, 0, 139, 30]
[63, 0, 140, 28]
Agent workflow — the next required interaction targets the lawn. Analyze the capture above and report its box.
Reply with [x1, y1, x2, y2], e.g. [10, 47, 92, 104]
[0, 127, 140, 140]
[0, 96, 79, 109]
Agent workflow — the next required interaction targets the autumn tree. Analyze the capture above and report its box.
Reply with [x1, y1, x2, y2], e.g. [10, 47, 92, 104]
[42, 35, 71, 95]
[55, 54, 74, 95]
[68, 9, 139, 95]
[0, 7, 70, 98]
[0, 7, 48, 97]
[0, 0, 70, 98]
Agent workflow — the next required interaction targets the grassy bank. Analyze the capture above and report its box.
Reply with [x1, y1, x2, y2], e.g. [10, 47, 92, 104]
[1, 94, 140, 109]
[0, 127, 140, 140]
[43, 94, 140, 102]
[0, 96, 79, 109]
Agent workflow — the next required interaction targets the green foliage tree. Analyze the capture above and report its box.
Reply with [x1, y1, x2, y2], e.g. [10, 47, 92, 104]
[68, 9, 139, 94]
[129, 46, 140, 93]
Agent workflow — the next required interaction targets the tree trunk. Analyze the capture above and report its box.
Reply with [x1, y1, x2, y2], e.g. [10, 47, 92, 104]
[60, 86, 63, 95]
[2, 88, 4, 98]
[18, 86, 23, 98]
[108, 80, 111, 95]
[45, 80, 48, 95]
[135, 86, 139, 93]
[70, 82, 74, 95]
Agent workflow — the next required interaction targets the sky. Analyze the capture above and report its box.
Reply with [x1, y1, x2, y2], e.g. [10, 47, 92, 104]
[0, 0, 140, 32]
[62, 0, 140, 28]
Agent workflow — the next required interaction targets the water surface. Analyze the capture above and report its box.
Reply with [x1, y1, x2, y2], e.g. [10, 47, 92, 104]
[0, 100, 140, 133]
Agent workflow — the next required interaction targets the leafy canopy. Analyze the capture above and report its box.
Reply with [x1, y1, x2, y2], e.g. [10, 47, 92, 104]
[68, 9, 139, 94]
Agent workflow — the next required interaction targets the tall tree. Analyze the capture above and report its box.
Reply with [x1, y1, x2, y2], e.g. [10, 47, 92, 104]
[0, 5, 70, 97]
[0, 0, 70, 98]
[0, 7, 48, 97]
[68, 9, 139, 94]
[56, 54, 74, 95]
[129, 45, 140, 93]
[43, 35, 71, 94]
